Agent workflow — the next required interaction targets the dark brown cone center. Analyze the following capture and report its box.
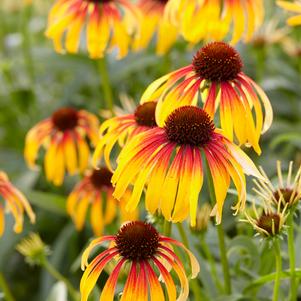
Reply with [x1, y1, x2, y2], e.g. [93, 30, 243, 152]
[273, 188, 294, 206]
[90, 168, 113, 189]
[257, 213, 281, 236]
[52, 107, 78, 131]
[192, 42, 243, 81]
[115, 221, 159, 261]
[164, 106, 215, 146]
[134, 102, 157, 127]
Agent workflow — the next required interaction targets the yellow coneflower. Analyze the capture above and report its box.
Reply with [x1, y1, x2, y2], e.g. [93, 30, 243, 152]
[25, 107, 99, 186]
[93, 102, 158, 170]
[112, 105, 264, 225]
[0, 171, 35, 236]
[45, 0, 139, 59]
[80, 221, 199, 301]
[67, 167, 138, 236]
[277, 1, 301, 26]
[132, 0, 178, 55]
[141, 41, 273, 154]
[179, 0, 264, 45]
[253, 161, 301, 209]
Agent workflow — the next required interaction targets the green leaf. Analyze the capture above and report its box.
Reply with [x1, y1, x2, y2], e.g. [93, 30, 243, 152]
[25, 190, 66, 215]
[244, 269, 301, 293]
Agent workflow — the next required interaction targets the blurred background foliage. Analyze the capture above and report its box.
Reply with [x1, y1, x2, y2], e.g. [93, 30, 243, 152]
[1, 0, 301, 300]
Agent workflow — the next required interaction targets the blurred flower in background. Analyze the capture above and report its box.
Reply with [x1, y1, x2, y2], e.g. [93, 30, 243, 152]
[16, 232, 50, 266]
[93, 102, 158, 170]
[251, 19, 290, 48]
[179, 0, 264, 45]
[67, 167, 138, 236]
[132, 0, 178, 55]
[191, 203, 212, 233]
[0, 171, 35, 236]
[141, 41, 273, 154]
[112, 105, 263, 225]
[281, 36, 301, 58]
[45, 0, 139, 59]
[80, 221, 199, 301]
[277, 1, 301, 26]
[24, 107, 99, 186]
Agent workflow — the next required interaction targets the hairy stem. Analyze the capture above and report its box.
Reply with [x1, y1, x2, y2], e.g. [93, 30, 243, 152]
[273, 239, 282, 301]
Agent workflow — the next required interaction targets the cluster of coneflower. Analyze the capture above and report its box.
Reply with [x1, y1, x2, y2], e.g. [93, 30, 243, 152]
[2, 0, 301, 301]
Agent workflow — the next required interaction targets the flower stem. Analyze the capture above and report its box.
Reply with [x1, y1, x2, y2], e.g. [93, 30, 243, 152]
[176, 223, 189, 248]
[273, 239, 282, 301]
[216, 223, 232, 294]
[98, 57, 113, 112]
[287, 212, 297, 301]
[21, 4, 35, 86]
[42, 259, 80, 301]
[163, 220, 172, 237]
[206, 161, 232, 294]
[0, 272, 16, 301]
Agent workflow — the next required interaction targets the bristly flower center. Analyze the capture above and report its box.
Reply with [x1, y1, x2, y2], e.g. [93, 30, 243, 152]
[192, 42, 243, 81]
[52, 107, 78, 131]
[273, 188, 295, 206]
[164, 106, 215, 146]
[257, 213, 281, 236]
[134, 102, 157, 127]
[115, 221, 159, 261]
[90, 168, 113, 189]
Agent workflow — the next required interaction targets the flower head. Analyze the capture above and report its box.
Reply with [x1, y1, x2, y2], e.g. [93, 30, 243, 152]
[112, 105, 264, 225]
[277, 1, 301, 26]
[67, 167, 138, 235]
[179, 0, 264, 45]
[93, 102, 158, 170]
[0, 171, 35, 236]
[132, 0, 178, 55]
[191, 203, 212, 233]
[80, 221, 199, 301]
[141, 41, 273, 154]
[16, 233, 50, 266]
[25, 107, 99, 186]
[45, 0, 139, 59]
[243, 197, 288, 238]
[253, 161, 301, 210]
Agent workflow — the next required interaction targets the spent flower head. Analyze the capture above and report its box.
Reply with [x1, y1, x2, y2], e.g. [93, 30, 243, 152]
[253, 161, 301, 210]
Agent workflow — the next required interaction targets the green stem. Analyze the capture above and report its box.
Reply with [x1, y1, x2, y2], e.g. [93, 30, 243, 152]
[0, 272, 16, 301]
[273, 239, 282, 301]
[42, 260, 80, 301]
[163, 219, 172, 237]
[216, 223, 232, 294]
[176, 223, 189, 248]
[21, 5, 35, 85]
[98, 57, 113, 112]
[206, 161, 232, 294]
[199, 235, 223, 292]
[255, 46, 266, 84]
[287, 212, 297, 301]
[190, 278, 205, 301]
